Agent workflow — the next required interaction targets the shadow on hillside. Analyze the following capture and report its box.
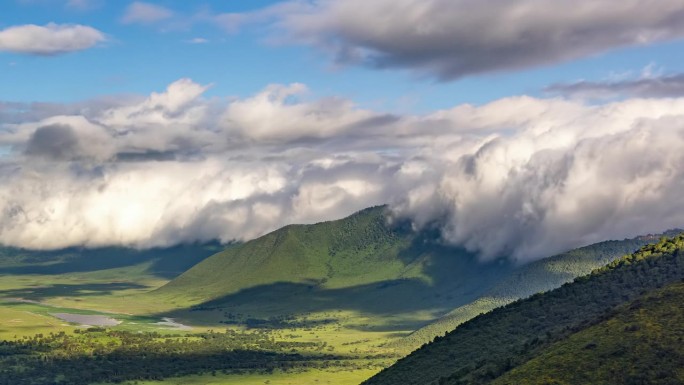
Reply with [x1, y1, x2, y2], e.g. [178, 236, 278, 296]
[0, 282, 150, 300]
[165, 279, 446, 331]
[160, 236, 623, 332]
[157, 234, 527, 332]
[0, 243, 224, 279]
[163, 261, 521, 332]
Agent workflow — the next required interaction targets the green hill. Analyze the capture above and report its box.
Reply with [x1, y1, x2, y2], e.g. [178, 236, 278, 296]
[492, 281, 684, 385]
[363, 234, 684, 385]
[154, 206, 664, 337]
[154, 206, 512, 328]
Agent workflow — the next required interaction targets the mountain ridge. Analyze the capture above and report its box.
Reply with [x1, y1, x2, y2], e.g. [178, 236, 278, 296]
[152, 207, 672, 347]
[364, 234, 684, 385]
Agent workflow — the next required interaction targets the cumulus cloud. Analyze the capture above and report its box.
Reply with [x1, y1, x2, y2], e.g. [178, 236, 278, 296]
[122, 2, 174, 25]
[0, 23, 105, 55]
[546, 73, 684, 99]
[231, 0, 684, 80]
[1, 79, 684, 263]
[20, 117, 115, 162]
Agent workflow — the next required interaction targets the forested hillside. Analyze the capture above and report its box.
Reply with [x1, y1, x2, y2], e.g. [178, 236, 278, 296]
[492, 281, 684, 385]
[364, 234, 684, 385]
[396, 235, 662, 348]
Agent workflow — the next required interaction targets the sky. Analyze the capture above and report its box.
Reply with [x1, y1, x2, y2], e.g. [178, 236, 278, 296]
[2, 0, 684, 261]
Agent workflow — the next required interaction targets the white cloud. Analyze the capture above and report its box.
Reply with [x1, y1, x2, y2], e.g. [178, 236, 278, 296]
[121, 2, 174, 25]
[221, 83, 382, 142]
[233, 0, 684, 80]
[0, 23, 105, 55]
[1, 79, 684, 263]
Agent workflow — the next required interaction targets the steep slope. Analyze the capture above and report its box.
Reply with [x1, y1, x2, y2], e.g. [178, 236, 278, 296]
[492, 281, 684, 385]
[364, 234, 684, 385]
[396, 236, 660, 348]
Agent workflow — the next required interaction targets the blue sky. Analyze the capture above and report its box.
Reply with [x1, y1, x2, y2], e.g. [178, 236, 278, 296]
[3, 0, 684, 113]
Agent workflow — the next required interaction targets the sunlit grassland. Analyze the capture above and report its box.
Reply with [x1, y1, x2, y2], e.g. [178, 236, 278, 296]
[0, 303, 73, 339]
[0, 260, 210, 339]
[0, 267, 407, 385]
[0, 261, 168, 308]
[0, 299, 205, 338]
[0, 302, 404, 385]
[1, 209, 666, 385]
[0, 249, 414, 348]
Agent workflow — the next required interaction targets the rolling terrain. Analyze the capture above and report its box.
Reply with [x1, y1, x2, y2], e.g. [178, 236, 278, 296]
[364, 234, 684, 385]
[154, 206, 666, 351]
[154, 206, 513, 331]
[0, 206, 678, 384]
[0, 242, 222, 338]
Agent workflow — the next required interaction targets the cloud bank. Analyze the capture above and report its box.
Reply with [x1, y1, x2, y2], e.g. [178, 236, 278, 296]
[1, 79, 684, 262]
[0, 23, 105, 55]
[231, 0, 684, 80]
[546, 73, 684, 99]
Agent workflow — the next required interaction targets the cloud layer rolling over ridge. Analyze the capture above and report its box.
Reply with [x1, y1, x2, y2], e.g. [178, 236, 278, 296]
[1, 79, 684, 261]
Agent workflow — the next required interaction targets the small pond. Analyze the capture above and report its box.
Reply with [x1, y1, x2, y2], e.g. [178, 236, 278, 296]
[51, 313, 121, 327]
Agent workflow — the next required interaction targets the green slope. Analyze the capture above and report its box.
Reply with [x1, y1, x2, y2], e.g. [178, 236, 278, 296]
[492, 281, 684, 385]
[159, 206, 420, 300]
[154, 206, 664, 339]
[154, 206, 512, 327]
[364, 234, 684, 385]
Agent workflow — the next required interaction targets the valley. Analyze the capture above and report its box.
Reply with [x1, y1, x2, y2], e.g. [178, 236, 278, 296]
[0, 207, 677, 385]
[4, 3, 684, 384]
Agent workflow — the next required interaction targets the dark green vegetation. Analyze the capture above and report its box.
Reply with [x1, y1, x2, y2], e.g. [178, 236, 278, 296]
[364, 235, 684, 385]
[0, 328, 379, 385]
[398, 235, 665, 348]
[493, 281, 684, 385]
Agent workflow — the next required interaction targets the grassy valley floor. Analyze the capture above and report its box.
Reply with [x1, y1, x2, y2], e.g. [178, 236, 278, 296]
[0, 210, 672, 384]
[0, 260, 405, 385]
